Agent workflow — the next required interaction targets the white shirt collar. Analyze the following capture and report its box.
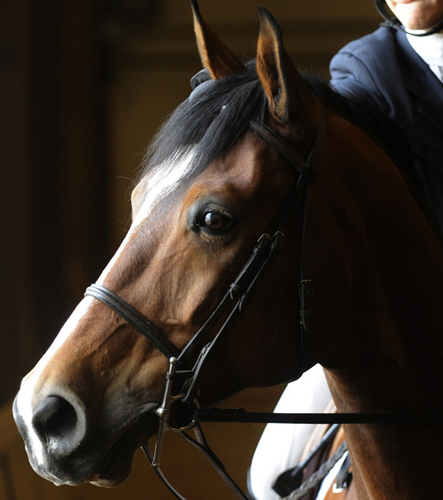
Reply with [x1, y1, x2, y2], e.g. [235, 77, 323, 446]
[406, 31, 443, 82]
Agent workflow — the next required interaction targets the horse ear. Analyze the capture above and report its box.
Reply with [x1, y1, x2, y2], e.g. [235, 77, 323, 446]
[191, 0, 245, 79]
[256, 8, 313, 124]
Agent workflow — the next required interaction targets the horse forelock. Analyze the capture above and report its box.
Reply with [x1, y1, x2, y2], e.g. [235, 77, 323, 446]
[139, 60, 268, 184]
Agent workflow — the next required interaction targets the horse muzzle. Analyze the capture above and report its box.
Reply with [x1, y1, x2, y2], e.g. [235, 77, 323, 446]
[13, 390, 95, 485]
[13, 389, 159, 486]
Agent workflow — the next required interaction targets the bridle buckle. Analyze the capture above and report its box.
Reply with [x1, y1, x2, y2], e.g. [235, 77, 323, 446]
[152, 357, 199, 468]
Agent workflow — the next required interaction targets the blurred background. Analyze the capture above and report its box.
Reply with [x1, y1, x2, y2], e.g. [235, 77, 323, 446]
[0, 0, 379, 498]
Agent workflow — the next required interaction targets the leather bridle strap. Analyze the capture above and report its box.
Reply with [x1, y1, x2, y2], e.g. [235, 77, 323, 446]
[85, 284, 180, 359]
[141, 424, 250, 500]
[249, 120, 318, 184]
[85, 95, 327, 399]
[193, 407, 443, 424]
[179, 95, 327, 401]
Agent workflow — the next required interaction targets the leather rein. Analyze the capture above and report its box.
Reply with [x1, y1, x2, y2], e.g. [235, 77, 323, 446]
[84, 95, 443, 499]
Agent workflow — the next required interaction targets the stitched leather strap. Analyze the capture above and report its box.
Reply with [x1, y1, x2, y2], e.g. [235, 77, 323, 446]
[85, 284, 180, 359]
[249, 120, 318, 184]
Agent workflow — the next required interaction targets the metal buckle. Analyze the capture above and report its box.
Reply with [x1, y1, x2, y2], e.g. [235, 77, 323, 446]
[152, 357, 199, 468]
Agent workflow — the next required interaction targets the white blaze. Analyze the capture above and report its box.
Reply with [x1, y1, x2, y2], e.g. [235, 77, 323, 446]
[97, 150, 195, 284]
[14, 149, 195, 468]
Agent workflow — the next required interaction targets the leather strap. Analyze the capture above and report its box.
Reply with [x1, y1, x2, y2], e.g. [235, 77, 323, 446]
[85, 284, 180, 359]
[193, 407, 443, 424]
[84, 94, 327, 500]
[272, 423, 341, 497]
[249, 120, 318, 184]
[142, 424, 250, 500]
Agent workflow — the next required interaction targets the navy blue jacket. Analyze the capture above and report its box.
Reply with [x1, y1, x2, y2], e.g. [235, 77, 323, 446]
[330, 27, 443, 224]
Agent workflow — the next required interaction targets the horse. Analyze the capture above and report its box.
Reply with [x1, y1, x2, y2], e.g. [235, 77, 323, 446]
[13, 1, 443, 498]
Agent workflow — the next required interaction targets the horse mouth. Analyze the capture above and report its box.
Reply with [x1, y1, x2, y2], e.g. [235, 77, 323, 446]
[87, 411, 159, 487]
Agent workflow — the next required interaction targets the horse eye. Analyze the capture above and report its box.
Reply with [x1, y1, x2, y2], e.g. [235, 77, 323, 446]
[200, 210, 234, 233]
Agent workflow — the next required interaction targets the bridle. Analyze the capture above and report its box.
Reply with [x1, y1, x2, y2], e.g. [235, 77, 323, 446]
[83, 93, 323, 498]
[84, 94, 443, 499]
[85, 97, 323, 397]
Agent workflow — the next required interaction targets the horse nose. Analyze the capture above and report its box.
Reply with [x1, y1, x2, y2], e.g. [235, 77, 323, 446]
[32, 395, 87, 454]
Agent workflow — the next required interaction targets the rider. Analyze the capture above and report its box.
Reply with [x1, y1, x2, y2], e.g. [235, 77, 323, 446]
[248, 1, 443, 499]
[330, 0, 443, 230]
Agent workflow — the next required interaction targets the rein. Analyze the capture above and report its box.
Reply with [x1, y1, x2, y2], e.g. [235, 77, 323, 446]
[83, 95, 443, 499]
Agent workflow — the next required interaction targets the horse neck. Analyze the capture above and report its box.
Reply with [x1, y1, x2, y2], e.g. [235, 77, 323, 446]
[312, 117, 443, 498]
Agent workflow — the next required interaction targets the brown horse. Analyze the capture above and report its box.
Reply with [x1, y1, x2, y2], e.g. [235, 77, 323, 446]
[13, 1, 443, 499]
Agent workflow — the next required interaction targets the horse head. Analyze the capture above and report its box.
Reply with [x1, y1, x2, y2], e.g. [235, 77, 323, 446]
[13, 2, 323, 487]
[15, 2, 443, 497]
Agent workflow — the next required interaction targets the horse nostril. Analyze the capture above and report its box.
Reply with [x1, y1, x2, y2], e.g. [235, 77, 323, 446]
[32, 396, 79, 448]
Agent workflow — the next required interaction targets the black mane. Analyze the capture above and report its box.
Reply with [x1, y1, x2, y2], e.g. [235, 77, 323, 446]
[140, 60, 440, 234]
